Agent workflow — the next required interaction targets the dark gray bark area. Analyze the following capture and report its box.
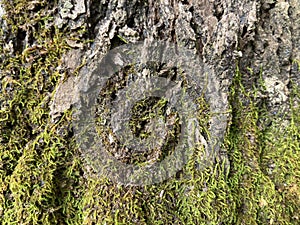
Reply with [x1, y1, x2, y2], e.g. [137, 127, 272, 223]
[239, 0, 300, 114]
[51, 0, 299, 159]
[53, 0, 299, 108]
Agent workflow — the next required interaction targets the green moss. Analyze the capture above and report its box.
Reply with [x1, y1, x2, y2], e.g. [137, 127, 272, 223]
[1, 1, 300, 224]
[226, 66, 300, 224]
[292, 59, 300, 70]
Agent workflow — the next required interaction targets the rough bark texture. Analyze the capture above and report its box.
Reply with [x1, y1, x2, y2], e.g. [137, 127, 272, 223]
[51, 0, 299, 171]
[52, 0, 299, 123]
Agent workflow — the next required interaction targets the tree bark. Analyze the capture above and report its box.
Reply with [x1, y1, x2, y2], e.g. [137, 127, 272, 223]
[51, 0, 299, 169]
[51, 0, 300, 120]
[1, 0, 299, 224]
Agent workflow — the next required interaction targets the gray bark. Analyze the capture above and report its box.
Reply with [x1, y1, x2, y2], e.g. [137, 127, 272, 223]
[51, 0, 299, 169]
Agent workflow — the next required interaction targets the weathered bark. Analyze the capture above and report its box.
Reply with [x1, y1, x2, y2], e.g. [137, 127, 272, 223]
[51, 0, 299, 165]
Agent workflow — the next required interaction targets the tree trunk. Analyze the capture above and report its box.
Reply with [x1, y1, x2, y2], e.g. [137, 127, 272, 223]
[1, 0, 299, 224]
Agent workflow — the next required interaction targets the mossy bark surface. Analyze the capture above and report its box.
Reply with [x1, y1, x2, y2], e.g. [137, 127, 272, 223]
[0, 0, 299, 224]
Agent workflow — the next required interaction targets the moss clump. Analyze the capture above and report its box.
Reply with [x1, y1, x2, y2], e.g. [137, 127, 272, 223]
[226, 66, 300, 224]
[0, 0, 83, 224]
